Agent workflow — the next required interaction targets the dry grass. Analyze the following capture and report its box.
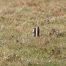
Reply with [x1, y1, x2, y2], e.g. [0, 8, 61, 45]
[0, 0, 66, 66]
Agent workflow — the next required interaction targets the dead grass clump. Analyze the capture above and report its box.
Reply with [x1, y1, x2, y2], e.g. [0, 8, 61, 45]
[51, 48, 61, 55]
[57, 31, 66, 37]
[51, 47, 62, 59]
[52, 7, 65, 16]
[44, 38, 50, 45]
[6, 53, 21, 63]
[49, 29, 58, 37]
[26, 0, 42, 7]
[49, 28, 65, 38]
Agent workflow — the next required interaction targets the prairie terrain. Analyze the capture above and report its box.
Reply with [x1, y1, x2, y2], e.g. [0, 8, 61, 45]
[0, 0, 66, 66]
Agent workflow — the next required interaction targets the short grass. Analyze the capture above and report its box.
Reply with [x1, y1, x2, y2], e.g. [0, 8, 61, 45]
[0, 0, 66, 66]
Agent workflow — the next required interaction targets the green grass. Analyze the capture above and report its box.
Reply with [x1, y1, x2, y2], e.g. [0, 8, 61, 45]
[28, 63, 59, 66]
[0, 0, 66, 66]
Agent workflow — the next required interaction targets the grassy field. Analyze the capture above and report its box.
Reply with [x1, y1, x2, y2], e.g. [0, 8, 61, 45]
[0, 0, 66, 66]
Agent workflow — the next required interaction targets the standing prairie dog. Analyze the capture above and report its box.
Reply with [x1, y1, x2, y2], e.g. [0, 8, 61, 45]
[36, 26, 40, 37]
[32, 28, 36, 37]
[32, 26, 40, 37]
